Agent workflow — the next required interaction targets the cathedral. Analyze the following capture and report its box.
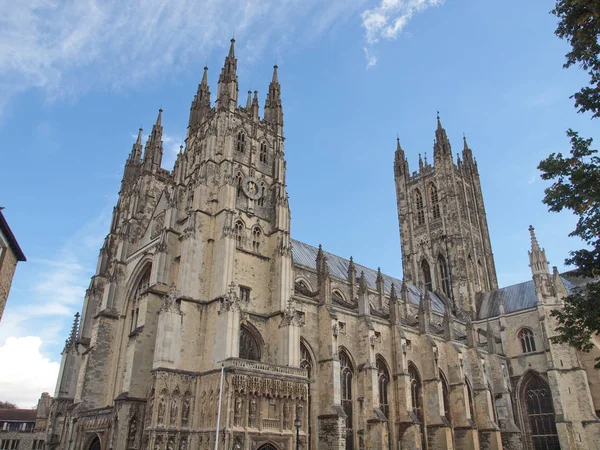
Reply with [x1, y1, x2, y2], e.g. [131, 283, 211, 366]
[45, 40, 600, 450]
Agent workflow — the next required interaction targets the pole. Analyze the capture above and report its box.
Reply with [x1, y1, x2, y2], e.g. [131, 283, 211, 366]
[214, 364, 225, 450]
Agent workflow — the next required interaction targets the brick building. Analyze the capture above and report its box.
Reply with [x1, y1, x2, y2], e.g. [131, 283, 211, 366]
[45, 41, 600, 450]
[0, 208, 26, 322]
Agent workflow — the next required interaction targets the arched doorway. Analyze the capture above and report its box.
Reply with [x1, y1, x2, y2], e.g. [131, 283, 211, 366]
[521, 373, 560, 450]
[257, 444, 279, 450]
[88, 436, 101, 450]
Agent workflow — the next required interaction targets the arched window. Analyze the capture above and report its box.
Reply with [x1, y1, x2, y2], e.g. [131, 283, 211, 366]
[260, 142, 268, 163]
[438, 254, 451, 298]
[236, 131, 245, 153]
[522, 374, 559, 449]
[466, 378, 475, 422]
[421, 259, 432, 292]
[440, 370, 451, 423]
[376, 356, 390, 419]
[519, 328, 536, 353]
[409, 363, 426, 447]
[301, 342, 314, 450]
[430, 183, 441, 219]
[239, 325, 261, 361]
[88, 437, 101, 450]
[340, 350, 354, 450]
[415, 189, 425, 225]
[257, 183, 266, 207]
[130, 266, 150, 333]
[236, 173, 243, 198]
[235, 221, 244, 247]
[252, 227, 261, 252]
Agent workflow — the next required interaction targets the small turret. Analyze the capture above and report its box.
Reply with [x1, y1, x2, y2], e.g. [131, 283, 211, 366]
[528, 225, 549, 276]
[433, 112, 452, 165]
[394, 137, 409, 179]
[264, 65, 283, 132]
[143, 109, 164, 173]
[462, 134, 474, 166]
[122, 128, 144, 187]
[188, 66, 212, 133]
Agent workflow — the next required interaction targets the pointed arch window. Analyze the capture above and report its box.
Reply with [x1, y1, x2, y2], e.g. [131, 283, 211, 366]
[409, 363, 426, 447]
[340, 350, 354, 450]
[376, 356, 390, 419]
[421, 259, 432, 292]
[252, 227, 261, 252]
[235, 221, 244, 247]
[260, 142, 268, 163]
[415, 189, 425, 225]
[430, 183, 441, 219]
[236, 131, 245, 153]
[522, 374, 559, 449]
[239, 325, 261, 361]
[440, 371, 451, 423]
[519, 328, 536, 353]
[130, 266, 150, 333]
[438, 255, 451, 298]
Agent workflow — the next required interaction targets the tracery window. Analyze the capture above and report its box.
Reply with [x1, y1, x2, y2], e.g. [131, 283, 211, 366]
[421, 259, 432, 292]
[522, 375, 560, 450]
[430, 183, 441, 219]
[438, 254, 451, 298]
[409, 363, 426, 447]
[130, 266, 150, 333]
[235, 221, 244, 247]
[260, 142, 268, 163]
[415, 189, 425, 225]
[519, 328, 536, 353]
[252, 227, 261, 252]
[236, 131, 245, 153]
[239, 325, 261, 361]
[340, 350, 354, 450]
[376, 356, 390, 419]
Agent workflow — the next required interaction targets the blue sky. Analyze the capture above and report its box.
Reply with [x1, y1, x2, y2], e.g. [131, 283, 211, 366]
[0, 0, 597, 407]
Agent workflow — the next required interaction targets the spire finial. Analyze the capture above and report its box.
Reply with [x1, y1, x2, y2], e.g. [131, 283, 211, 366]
[136, 127, 143, 145]
[528, 225, 540, 251]
[156, 108, 162, 126]
[228, 38, 235, 58]
[463, 133, 469, 151]
[246, 89, 252, 109]
[437, 110, 441, 127]
[272, 64, 279, 84]
[201, 66, 208, 85]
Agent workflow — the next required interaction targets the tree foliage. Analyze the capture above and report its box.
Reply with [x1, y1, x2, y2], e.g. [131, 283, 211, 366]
[552, 1, 600, 117]
[540, 0, 600, 362]
[0, 401, 17, 409]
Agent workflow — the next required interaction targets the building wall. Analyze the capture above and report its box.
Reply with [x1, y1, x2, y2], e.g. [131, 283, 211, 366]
[0, 229, 18, 322]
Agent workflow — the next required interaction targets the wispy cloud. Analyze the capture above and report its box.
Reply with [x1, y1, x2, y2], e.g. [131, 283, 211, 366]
[363, 47, 378, 69]
[361, 0, 445, 65]
[0, 0, 370, 116]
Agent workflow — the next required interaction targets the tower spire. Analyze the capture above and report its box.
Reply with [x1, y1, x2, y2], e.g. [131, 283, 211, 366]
[189, 67, 212, 133]
[143, 109, 164, 172]
[217, 39, 238, 110]
[131, 127, 143, 161]
[528, 225, 549, 275]
[264, 65, 283, 132]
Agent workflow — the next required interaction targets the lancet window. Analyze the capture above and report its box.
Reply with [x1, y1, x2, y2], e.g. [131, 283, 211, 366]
[252, 227, 261, 252]
[260, 142, 268, 163]
[415, 189, 425, 225]
[235, 221, 244, 247]
[130, 266, 150, 333]
[519, 328, 536, 353]
[239, 325, 261, 361]
[236, 131, 245, 153]
[340, 349, 354, 450]
[376, 356, 390, 419]
[430, 183, 441, 219]
[522, 375, 560, 450]
[421, 259, 432, 292]
[438, 255, 451, 298]
[409, 363, 425, 446]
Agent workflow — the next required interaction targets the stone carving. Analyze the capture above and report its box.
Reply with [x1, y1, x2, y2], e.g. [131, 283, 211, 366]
[248, 396, 257, 427]
[157, 395, 166, 425]
[151, 212, 165, 239]
[162, 284, 181, 313]
[167, 436, 175, 450]
[283, 400, 290, 428]
[181, 395, 190, 425]
[170, 394, 179, 426]
[128, 416, 138, 448]
[178, 437, 187, 450]
[219, 282, 240, 314]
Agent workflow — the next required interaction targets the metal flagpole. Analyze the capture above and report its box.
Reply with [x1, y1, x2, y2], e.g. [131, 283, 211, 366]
[214, 363, 225, 450]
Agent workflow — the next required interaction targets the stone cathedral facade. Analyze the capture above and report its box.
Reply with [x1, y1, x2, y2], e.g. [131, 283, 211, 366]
[45, 40, 600, 450]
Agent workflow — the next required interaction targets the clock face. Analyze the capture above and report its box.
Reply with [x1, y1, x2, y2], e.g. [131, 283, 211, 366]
[242, 175, 263, 200]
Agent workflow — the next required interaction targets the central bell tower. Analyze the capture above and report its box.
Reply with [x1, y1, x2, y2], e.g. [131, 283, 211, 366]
[394, 115, 497, 315]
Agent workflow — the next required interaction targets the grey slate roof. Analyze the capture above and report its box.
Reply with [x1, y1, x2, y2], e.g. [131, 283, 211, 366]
[477, 277, 576, 320]
[291, 239, 447, 313]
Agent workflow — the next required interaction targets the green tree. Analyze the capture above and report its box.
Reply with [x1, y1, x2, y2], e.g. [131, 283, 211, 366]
[539, 0, 600, 363]
[0, 401, 17, 409]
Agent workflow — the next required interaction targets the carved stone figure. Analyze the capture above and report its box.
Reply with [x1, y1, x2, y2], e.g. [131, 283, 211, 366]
[234, 396, 243, 426]
[248, 397, 257, 427]
[128, 417, 138, 447]
[170, 396, 179, 426]
[182, 396, 190, 425]
[157, 396, 166, 425]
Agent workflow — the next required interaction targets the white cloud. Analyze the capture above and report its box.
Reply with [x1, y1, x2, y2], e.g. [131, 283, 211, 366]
[361, 0, 445, 44]
[0, 0, 370, 115]
[363, 47, 378, 68]
[0, 337, 60, 408]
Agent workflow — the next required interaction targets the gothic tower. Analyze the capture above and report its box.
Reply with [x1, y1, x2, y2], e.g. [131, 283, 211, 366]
[394, 114, 498, 315]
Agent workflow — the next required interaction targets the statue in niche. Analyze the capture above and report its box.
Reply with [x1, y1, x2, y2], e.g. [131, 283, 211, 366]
[154, 436, 162, 450]
[234, 396, 243, 426]
[166, 436, 175, 450]
[178, 437, 187, 450]
[248, 397, 257, 427]
[128, 417, 138, 447]
[182, 396, 190, 425]
[283, 400, 290, 428]
[170, 395, 179, 426]
[157, 396, 166, 425]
